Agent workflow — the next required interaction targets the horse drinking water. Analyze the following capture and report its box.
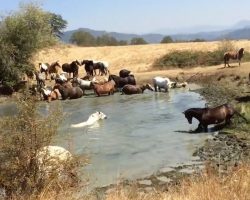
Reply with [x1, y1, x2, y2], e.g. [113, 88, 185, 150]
[183, 103, 247, 132]
[224, 48, 244, 68]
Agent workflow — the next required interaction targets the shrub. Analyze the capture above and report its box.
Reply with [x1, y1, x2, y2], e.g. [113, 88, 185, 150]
[0, 92, 79, 198]
[153, 40, 250, 69]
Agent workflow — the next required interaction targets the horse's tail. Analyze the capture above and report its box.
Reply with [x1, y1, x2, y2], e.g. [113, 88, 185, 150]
[234, 110, 248, 123]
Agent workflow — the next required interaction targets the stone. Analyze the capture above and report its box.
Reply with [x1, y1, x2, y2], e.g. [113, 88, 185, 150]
[138, 180, 152, 186]
[156, 176, 172, 183]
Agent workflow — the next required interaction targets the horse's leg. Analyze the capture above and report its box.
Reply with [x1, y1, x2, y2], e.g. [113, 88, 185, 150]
[154, 84, 157, 92]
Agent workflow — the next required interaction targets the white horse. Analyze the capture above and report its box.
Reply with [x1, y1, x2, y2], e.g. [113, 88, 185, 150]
[72, 77, 93, 90]
[71, 111, 107, 128]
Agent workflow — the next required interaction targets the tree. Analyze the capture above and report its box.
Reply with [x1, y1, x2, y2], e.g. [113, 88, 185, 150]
[130, 37, 147, 45]
[161, 36, 173, 43]
[0, 3, 58, 88]
[70, 31, 96, 46]
[49, 13, 67, 38]
[96, 34, 118, 46]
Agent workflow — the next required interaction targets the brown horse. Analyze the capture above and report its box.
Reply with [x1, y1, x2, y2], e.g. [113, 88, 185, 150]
[47, 89, 61, 102]
[92, 80, 116, 96]
[183, 103, 247, 132]
[122, 84, 154, 95]
[224, 48, 244, 68]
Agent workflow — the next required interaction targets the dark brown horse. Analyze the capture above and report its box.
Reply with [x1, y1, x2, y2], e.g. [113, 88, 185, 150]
[91, 80, 116, 96]
[82, 60, 94, 76]
[224, 48, 244, 68]
[122, 84, 154, 95]
[119, 69, 131, 78]
[183, 104, 247, 132]
[108, 74, 136, 88]
[53, 83, 83, 100]
[62, 60, 81, 78]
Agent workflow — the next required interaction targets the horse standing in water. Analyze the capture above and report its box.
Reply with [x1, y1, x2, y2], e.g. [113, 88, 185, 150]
[224, 48, 244, 68]
[183, 104, 247, 132]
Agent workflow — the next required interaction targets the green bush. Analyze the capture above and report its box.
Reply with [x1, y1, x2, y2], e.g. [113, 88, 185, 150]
[0, 3, 66, 89]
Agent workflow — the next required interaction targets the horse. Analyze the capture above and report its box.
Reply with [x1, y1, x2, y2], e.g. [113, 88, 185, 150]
[47, 89, 61, 102]
[93, 61, 109, 76]
[91, 80, 116, 96]
[119, 69, 132, 78]
[39, 61, 61, 80]
[34, 71, 45, 89]
[81, 60, 94, 76]
[121, 84, 154, 95]
[183, 103, 248, 132]
[53, 84, 83, 100]
[152, 76, 171, 92]
[62, 60, 81, 78]
[108, 74, 136, 89]
[71, 77, 94, 91]
[224, 48, 244, 68]
[71, 111, 107, 128]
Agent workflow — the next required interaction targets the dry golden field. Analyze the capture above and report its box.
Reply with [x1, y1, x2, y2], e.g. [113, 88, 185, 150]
[33, 40, 250, 84]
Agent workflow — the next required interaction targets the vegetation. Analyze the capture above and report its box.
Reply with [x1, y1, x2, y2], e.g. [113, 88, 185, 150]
[130, 37, 148, 45]
[0, 3, 66, 89]
[153, 40, 250, 68]
[70, 31, 128, 46]
[161, 36, 174, 43]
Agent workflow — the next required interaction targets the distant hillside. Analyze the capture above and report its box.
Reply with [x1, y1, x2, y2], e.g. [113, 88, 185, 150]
[61, 23, 250, 44]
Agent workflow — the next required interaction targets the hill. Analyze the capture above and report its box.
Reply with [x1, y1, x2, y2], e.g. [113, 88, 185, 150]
[61, 21, 250, 44]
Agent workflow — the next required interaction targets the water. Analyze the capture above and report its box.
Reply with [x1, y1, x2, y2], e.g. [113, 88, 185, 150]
[0, 84, 208, 188]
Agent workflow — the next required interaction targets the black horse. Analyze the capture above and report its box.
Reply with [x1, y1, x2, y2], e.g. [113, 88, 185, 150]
[62, 60, 81, 78]
[82, 60, 94, 76]
[224, 48, 244, 68]
[108, 74, 136, 88]
[183, 104, 247, 132]
[119, 69, 131, 78]
[93, 62, 106, 76]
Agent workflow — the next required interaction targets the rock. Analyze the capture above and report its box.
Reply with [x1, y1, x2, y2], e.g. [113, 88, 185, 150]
[138, 180, 152, 186]
[159, 167, 175, 173]
[156, 176, 172, 183]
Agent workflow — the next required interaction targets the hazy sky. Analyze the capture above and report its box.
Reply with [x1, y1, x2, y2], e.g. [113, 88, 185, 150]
[1, 0, 250, 34]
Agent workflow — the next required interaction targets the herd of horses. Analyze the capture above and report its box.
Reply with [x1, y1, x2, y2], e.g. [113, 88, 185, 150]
[35, 47, 247, 133]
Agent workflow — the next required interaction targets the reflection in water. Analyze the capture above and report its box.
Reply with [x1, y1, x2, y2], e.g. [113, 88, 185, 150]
[0, 85, 209, 188]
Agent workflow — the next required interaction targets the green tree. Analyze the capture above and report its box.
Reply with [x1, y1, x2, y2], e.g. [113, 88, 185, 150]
[0, 3, 58, 88]
[70, 31, 96, 46]
[49, 13, 67, 38]
[96, 34, 118, 46]
[130, 37, 147, 45]
[161, 36, 173, 43]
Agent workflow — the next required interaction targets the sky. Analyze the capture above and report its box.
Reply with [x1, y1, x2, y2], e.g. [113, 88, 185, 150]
[1, 0, 250, 34]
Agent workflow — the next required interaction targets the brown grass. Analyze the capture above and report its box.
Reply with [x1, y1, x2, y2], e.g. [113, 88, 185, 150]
[104, 164, 250, 200]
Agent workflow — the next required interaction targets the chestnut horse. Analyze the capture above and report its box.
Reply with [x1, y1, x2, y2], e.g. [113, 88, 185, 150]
[224, 48, 244, 67]
[183, 103, 247, 132]
[91, 80, 116, 96]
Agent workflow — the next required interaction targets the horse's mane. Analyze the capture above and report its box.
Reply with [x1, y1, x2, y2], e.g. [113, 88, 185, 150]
[185, 107, 207, 114]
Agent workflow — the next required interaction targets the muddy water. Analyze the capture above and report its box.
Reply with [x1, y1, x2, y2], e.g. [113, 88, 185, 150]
[0, 84, 209, 188]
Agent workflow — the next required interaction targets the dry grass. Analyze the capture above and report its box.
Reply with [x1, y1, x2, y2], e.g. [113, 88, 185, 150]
[33, 40, 250, 78]
[104, 164, 250, 200]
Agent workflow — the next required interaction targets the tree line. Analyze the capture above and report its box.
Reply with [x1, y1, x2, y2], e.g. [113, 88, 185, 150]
[70, 30, 150, 46]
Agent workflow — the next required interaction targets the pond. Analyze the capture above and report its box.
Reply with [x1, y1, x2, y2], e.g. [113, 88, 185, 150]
[0, 84, 209, 188]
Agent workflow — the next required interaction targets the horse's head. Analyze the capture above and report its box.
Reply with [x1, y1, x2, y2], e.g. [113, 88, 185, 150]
[183, 110, 193, 124]
[145, 83, 154, 91]
[238, 48, 244, 58]
[75, 60, 81, 66]
[88, 111, 107, 122]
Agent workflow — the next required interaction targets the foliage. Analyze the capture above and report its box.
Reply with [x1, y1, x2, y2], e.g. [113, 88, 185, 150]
[161, 36, 173, 43]
[70, 30, 96, 46]
[130, 37, 148, 45]
[153, 40, 250, 68]
[70, 31, 128, 47]
[0, 3, 66, 89]
[49, 13, 67, 38]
